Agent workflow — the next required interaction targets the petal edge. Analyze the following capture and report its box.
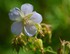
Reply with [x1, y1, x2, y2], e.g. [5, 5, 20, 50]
[11, 22, 23, 35]
[24, 24, 37, 36]
[9, 7, 21, 21]
[30, 12, 42, 24]
[21, 3, 33, 15]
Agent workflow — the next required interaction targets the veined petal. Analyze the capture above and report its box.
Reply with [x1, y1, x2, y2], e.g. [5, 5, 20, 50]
[24, 24, 37, 36]
[11, 22, 23, 35]
[9, 7, 21, 21]
[30, 12, 42, 24]
[21, 3, 33, 15]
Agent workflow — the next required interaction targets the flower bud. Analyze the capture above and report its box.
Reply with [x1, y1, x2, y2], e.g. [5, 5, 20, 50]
[39, 30, 44, 37]
[12, 36, 26, 53]
[34, 39, 43, 50]
[67, 42, 70, 49]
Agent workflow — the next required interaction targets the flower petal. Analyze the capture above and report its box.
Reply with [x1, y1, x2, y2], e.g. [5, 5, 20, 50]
[9, 7, 21, 21]
[11, 22, 23, 35]
[24, 24, 37, 36]
[30, 12, 42, 24]
[21, 3, 33, 15]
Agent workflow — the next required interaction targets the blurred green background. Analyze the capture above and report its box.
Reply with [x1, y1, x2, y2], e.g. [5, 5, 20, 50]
[0, 0, 70, 54]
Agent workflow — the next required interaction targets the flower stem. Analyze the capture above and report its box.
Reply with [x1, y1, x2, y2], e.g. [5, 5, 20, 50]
[35, 31, 38, 38]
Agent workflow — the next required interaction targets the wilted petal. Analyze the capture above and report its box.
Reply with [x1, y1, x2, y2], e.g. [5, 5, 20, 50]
[24, 24, 37, 36]
[21, 3, 33, 15]
[11, 22, 23, 35]
[30, 12, 42, 24]
[9, 7, 21, 21]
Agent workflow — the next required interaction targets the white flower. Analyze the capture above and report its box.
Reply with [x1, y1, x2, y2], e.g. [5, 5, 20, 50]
[9, 3, 42, 36]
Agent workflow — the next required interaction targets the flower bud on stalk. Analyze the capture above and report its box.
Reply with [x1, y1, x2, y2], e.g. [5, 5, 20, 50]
[34, 39, 44, 54]
[12, 35, 26, 53]
[36, 24, 44, 37]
